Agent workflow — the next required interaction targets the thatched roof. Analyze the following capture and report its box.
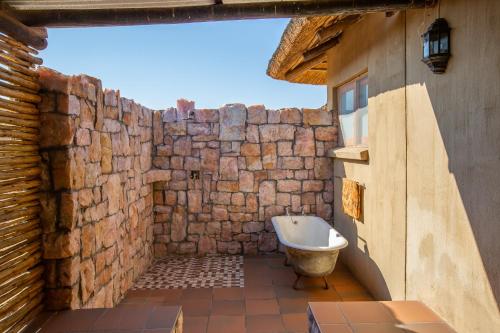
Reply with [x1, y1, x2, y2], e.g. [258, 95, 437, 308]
[267, 14, 361, 85]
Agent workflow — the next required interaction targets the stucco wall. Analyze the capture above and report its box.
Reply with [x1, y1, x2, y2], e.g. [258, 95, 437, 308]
[326, 12, 407, 301]
[326, 1, 500, 332]
[405, 1, 500, 332]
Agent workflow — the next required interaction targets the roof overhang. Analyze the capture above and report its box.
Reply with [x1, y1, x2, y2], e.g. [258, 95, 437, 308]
[267, 0, 435, 85]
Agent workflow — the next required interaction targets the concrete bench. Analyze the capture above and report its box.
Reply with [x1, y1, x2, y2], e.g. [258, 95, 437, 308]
[307, 301, 456, 333]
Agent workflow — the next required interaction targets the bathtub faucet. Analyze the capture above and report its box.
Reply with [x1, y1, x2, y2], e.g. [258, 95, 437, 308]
[285, 207, 291, 216]
[301, 206, 305, 216]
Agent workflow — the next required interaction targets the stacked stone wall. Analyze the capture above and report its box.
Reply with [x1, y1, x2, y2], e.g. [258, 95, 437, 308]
[152, 101, 337, 256]
[38, 68, 154, 309]
[36, 68, 337, 309]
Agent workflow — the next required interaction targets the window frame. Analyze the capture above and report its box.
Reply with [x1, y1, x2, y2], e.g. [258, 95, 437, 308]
[336, 73, 368, 147]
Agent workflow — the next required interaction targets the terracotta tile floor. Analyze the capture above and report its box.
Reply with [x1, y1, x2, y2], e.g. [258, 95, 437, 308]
[121, 255, 373, 333]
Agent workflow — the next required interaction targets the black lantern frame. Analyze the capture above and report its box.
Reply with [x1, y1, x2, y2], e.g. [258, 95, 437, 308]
[422, 18, 451, 74]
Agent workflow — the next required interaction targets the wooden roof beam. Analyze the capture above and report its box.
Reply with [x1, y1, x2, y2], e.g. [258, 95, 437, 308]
[12, 0, 434, 28]
[316, 14, 361, 42]
[285, 54, 326, 82]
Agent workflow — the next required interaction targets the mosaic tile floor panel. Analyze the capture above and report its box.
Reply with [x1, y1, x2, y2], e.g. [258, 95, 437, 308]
[133, 255, 244, 289]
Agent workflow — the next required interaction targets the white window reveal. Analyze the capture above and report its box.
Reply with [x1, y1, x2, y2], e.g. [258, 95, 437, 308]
[337, 74, 368, 146]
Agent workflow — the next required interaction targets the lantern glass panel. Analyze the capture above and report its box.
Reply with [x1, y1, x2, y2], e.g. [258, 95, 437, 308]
[423, 34, 430, 58]
[430, 31, 439, 55]
[439, 33, 449, 53]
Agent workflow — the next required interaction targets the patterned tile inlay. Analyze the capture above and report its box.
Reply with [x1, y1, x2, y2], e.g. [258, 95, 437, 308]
[133, 255, 244, 289]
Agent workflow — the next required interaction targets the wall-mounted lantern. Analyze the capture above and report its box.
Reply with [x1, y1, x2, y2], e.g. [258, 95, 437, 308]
[422, 18, 450, 74]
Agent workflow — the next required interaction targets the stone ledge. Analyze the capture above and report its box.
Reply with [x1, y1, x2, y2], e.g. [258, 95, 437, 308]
[143, 169, 172, 184]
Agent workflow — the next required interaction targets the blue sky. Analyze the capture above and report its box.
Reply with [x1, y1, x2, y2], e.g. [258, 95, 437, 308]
[40, 19, 325, 110]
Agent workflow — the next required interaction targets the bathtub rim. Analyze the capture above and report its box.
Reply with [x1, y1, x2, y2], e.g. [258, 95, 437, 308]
[271, 215, 348, 252]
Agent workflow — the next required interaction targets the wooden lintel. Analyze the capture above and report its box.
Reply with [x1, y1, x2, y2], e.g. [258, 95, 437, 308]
[316, 14, 361, 42]
[285, 54, 326, 82]
[11, 0, 432, 28]
[0, 9, 47, 50]
[303, 34, 341, 63]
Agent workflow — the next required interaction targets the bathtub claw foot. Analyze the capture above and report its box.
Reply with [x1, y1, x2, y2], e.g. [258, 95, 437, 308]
[293, 273, 302, 290]
[323, 276, 330, 290]
[284, 257, 291, 267]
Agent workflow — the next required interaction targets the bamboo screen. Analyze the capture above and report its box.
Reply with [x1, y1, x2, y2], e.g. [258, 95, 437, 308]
[0, 32, 44, 332]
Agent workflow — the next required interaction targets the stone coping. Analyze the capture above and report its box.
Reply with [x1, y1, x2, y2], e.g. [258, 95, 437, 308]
[307, 301, 457, 333]
[24, 305, 183, 333]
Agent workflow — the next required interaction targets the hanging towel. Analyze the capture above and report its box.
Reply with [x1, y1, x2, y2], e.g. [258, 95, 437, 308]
[342, 178, 362, 219]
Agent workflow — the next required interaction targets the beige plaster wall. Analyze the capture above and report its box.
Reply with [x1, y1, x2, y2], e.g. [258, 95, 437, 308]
[327, 1, 499, 331]
[326, 12, 407, 300]
[405, 1, 500, 332]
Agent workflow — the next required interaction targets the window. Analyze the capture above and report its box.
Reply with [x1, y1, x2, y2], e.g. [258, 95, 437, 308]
[337, 74, 368, 146]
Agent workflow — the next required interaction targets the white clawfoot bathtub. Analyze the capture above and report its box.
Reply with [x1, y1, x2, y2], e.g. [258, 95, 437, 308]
[272, 215, 348, 289]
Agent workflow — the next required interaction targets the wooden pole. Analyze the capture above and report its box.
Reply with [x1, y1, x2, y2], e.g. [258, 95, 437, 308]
[0, 10, 46, 50]
[302, 34, 342, 63]
[316, 14, 361, 42]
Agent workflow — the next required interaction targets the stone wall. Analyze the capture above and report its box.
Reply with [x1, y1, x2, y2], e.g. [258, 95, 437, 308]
[38, 68, 155, 310]
[36, 67, 337, 309]
[151, 101, 337, 256]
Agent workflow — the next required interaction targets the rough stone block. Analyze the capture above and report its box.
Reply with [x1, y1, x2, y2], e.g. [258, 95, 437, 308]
[188, 123, 211, 136]
[164, 121, 187, 135]
[177, 99, 195, 121]
[200, 148, 219, 172]
[198, 236, 217, 255]
[303, 109, 333, 126]
[212, 206, 228, 221]
[262, 143, 277, 169]
[188, 190, 202, 213]
[43, 229, 80, 259]
[259, 181, 276, 206]
[220, 157, 239, 180]
[258, 233, 278, 252]
[247, 105, 267, 124]
[277, 141, 293, 156]
[173, 137, 192, 156]
[279, 157, 304, 170]
[153, 111, 164, 145]
[240, 143, 260, 156]
[294, 128, 315, 156]
[243, 222, 264, 233]
[246, 124, 260, 143]
[239, 171, 254, 192]
[217, 181, 239, 192]
[59, 191, 78, 230]
[303, 180, 324, 192]
[277, 180, 301, 193]
[40, 113, 75, 148]
[219, 103, 246, 141]
[144, 169, 172, 184]
[171, 206, 187, 242]
[279, 108, 302, 124]
[246, 156, 263, 171]
[195, 109, 219, 122]
[315, 126, 338, 141]
[103, 174, 122, 215]
[314, 158, 333, 180]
